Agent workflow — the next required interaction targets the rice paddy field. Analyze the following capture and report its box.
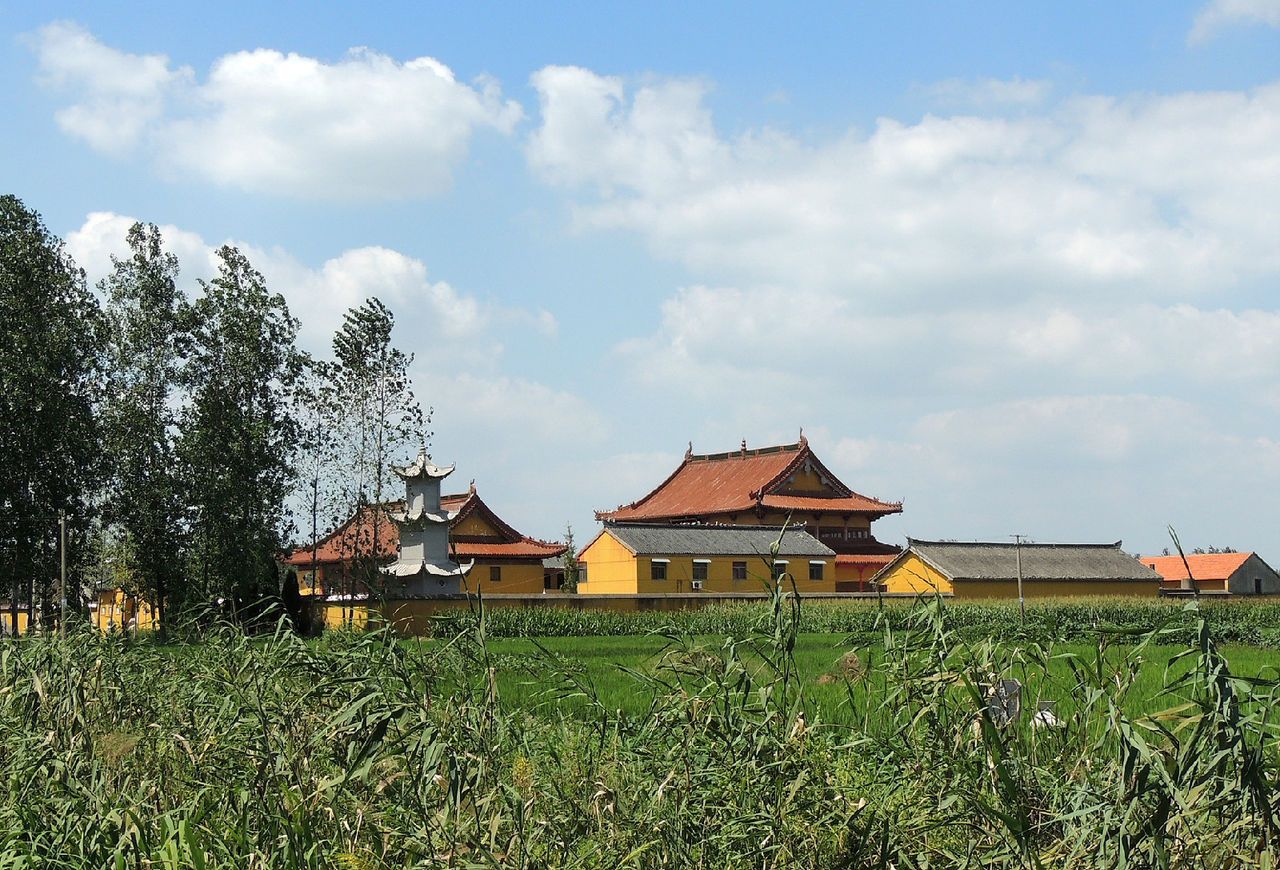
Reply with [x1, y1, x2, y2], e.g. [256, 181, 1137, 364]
[3, 593, 1280, 867]
[454, 632, 1280, 725]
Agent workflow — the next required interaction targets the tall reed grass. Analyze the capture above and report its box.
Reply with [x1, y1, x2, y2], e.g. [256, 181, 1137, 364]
[0, 590, 1276, 865]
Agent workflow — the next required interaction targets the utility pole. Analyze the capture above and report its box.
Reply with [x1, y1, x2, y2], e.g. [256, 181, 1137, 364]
[1012, 534, 1026, 624]
[59, 510, 67, 638]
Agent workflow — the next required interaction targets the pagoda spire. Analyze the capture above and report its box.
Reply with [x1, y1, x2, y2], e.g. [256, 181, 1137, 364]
[382, 450, 472, 593]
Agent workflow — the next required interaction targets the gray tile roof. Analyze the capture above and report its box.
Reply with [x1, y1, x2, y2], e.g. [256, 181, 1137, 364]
[604, 522, 834, 558]
[907, 539, 1160, 583]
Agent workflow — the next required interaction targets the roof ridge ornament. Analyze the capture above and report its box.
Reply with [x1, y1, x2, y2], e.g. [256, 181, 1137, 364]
[799, 427, 806, 447]
[740, 438, 748, 457]
[685, 441, 693, 460]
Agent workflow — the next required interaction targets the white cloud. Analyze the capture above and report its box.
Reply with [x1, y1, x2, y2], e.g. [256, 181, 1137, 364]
[29, 22, 522, 199]
[912, 395, 1195, 463]
[924, 76, 1052, 109]
[527, 66, 727, 197]
[64, 212, 550, 353]
[66, 211, 215, 281]
[822, 396, 1280, 549]
[619, 283, 1280, 410]
[529, 70, 1280, 301]
[1190, 0, 1280, 42]
[27, 21, 192, 154]
[419, 371, 608, 446]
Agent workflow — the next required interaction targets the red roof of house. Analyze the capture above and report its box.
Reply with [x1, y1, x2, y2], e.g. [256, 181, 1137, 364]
[286, 489, 566, 567]
[597, 438, 902, 522]
[1141, 553, 1253, 582]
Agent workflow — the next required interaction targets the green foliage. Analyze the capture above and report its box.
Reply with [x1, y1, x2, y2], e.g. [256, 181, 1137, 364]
[0, 194, 105, 630]
[179, 246, 305, 609]
[100, 222, 187, 630]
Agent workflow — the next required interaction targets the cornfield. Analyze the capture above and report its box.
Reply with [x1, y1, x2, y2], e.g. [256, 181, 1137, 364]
[0, 589, 1277, 866]
[440, 596, 1280, 646]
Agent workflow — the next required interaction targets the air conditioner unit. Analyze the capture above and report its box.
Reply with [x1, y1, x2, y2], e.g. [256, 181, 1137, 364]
[691, 580, 704, 591]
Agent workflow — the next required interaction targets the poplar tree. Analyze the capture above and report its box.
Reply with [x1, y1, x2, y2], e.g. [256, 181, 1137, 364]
[179, 246, 304, 616]
[330, 298, 423, 602]
[101, 222, 186, 635]
[0, 195, 104, 633]
[292, 358, 342, 596]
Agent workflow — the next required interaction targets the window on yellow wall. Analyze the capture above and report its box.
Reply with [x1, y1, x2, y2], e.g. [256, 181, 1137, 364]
[489, 566, 501, 582]
[651, 559, 668, 581]
[693, 560, 709, 582]
[772, 560, 788, 580]
[809, 561, 824, 580]
[732, 561, 747, 580]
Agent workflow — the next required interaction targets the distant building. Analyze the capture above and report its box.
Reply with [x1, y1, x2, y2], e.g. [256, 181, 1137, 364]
[93, 588, 156, 632]
[596, 436, 901, 590]
[577, 522, 836, 594]
[1141, 552, 1280, 596]
[872, 539, 1161, 598]
[286, 475, 567, 597]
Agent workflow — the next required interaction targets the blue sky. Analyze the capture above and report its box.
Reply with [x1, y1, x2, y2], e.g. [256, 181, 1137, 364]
[5, 1, 1280, 554]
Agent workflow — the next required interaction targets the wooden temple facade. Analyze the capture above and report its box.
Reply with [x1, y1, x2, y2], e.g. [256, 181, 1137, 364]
[596, 436, 903, 590]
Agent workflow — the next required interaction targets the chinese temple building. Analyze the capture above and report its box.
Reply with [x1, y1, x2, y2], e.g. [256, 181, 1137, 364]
[596, 436, 902, 590]
[286, 471, 567, 598]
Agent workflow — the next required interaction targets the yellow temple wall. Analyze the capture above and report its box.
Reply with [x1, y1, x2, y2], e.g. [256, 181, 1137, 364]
[577, 530, 836, 594]
[877, 554, 954, 595]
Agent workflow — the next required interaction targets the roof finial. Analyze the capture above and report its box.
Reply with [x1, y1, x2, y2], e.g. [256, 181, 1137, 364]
[469, 478, 476, 494]
[740, 438, 748, 457]
[799, 426, 807, 446]
[684, 441, 693, 460]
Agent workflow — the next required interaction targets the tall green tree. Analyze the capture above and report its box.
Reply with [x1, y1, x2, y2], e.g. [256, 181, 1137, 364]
[329, 298, 424, 602]
[179, 245, 304, 615]
[101, 222, 187, 635]
[0, 195, 105, 633]
[291, 357, 342, 596]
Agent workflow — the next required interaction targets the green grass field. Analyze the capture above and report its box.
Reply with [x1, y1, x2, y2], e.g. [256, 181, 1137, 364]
[419, 632, 1280, 726]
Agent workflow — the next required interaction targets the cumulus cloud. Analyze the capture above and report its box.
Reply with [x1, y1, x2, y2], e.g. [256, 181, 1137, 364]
[1190, 0, 1280, 42]
[27, 21, 192, 154]
[29, 22, 522, 199]
[528, 69, 1280, 301]
[527, 66, 727, 196]
[63, 212, 550, 352]
[619, 283, 1280, 410]
[66, 211, 215, 280]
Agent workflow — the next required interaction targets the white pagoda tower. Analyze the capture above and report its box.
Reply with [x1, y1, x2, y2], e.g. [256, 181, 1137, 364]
[381, 448, 473, 596]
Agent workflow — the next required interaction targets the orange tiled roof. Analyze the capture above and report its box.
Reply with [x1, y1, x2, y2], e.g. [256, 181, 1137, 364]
[1141, 553, 1253, 582]
[597, 438, 901, 522]
[452, 539, 568, 558]
[286, 490, 566, 567]
[762, 494, 901, 513]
